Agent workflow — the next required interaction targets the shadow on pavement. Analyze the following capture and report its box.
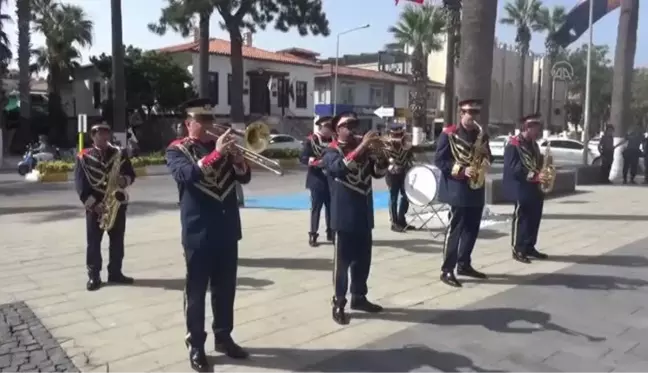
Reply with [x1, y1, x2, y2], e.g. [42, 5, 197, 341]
[210, 344, 505, 372]
[544, 213, 648, 221]
[548, 254, 648, 267]
[238, 257, 332, 271]
[462, 272, 648, 291]
[6, 200, 181, 222]
[0, 182, 72, 196]
[373, 238, 441, 254]
[129, 277, 274, 291]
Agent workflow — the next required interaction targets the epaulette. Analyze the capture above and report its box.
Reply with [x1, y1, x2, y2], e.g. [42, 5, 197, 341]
[307, 134, 313, 141]
[442, 125, 457, 134]
[77, 148, 90, 158]
[328, 140, 339, 149]
[167, 137, 186, 149]
[508, 136, 520, 146]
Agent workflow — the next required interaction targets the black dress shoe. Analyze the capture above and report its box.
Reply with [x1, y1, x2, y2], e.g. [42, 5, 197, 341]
[527, 248, 549, 260]
[214, 336, 248, 359]
[332, 305, 349, 325]
[188, 347, 209, 372]
[326, 230, 335, 242]
[440, 272, 462, 287]
[390, 223, 405, 232]
[350, 296, 383, 313]
[512, 251, 532, 264]
[457, 266, 487, 279]
[86, 277, 102, 291]
[308, 233, 319, 247]
[107, 273, 135, 284]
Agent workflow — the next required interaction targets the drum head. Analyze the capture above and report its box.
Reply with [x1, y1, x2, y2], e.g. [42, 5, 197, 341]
[404, 165, 441, 206]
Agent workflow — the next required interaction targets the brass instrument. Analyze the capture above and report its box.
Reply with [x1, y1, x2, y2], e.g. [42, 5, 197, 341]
[206, 121, 284, 176]
[467, 121, 490, 190]
[98, 144, 129, 231]
[354, 133, 390, 163]
[539, 142, 556, 193]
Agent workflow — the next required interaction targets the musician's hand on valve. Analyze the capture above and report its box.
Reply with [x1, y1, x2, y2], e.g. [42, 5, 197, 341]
[464, 166, 475, 178]
[231, 148, 245, 165]
[216, 129, 236, 153]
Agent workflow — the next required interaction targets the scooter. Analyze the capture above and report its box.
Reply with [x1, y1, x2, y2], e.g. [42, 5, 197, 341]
[17, 144, 58, 176]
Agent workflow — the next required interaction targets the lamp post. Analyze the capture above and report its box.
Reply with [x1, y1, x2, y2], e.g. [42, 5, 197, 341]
[111, 0, 126, 147]
[333, 24, 370, 116]
[581, 0, 594, 164]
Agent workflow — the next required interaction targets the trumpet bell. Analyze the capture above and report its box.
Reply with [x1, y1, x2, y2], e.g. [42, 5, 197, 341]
[244, 121, 271, 153]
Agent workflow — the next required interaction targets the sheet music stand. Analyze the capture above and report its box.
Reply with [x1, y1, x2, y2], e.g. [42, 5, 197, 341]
[405, 201, 449, 238]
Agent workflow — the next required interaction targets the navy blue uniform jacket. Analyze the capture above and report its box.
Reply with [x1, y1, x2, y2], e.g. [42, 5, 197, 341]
[321, 141, 388, 233]
[299, 134, 330, 193]
[434, 125, 492, 207]
[503, 135, 543, 203]
[166, 138, 251, 250]
[74, 146, 136, 209]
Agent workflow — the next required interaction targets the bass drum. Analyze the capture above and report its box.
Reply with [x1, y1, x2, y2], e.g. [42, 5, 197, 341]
[404, 164, 442, 206]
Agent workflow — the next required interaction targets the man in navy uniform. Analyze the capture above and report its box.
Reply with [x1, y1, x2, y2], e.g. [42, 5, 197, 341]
[300, 116, 335, 246]
[74, 122, 136, 291]
[385, 122, 414, 232]
[166, 98, 251, 371]
[503, 114, 550, 263]
[321, 113, 389, 325]
[434, 98, 491, 288]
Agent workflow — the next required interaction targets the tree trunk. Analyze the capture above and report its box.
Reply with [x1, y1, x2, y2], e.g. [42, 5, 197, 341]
[443, 7, 460, 126]
[457, 0, 497, 131]
[545, 54, 555, 132]
[228, 27, 245, 123]
[110, 0, 127, 146]
[609, 0, 639, 182]
[409, 46, 427, 145]
[17, 0, 31, 143]
[198, 12, 210, 99]
[517, 46, 528, 121]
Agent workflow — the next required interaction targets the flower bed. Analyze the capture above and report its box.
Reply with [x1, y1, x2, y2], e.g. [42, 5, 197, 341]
[35, 153, 167, 182]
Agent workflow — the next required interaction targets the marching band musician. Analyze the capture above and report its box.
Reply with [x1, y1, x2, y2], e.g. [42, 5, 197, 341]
[385, 122, 414, 232]
[321, 112, 389, 325]
[300, 116, 335, 247]
[166, 98, 250, 372]
[503, 114, 550, 263]
[74, 122, 136, 291]
[434, 98, 491, 288]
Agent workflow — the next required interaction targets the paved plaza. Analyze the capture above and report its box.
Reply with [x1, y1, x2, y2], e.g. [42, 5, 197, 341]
[2, 183, 648, 371]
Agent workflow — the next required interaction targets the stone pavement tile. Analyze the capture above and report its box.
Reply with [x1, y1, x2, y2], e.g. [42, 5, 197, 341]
[542, 350, 615, 371]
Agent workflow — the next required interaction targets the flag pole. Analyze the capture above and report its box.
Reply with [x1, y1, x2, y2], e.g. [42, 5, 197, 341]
[581, 0, 594, 164]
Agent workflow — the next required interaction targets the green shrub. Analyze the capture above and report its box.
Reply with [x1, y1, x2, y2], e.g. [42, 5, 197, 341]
[36, 153, 167, 174]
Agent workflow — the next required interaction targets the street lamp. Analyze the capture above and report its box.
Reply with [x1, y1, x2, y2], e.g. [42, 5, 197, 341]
[581, 0, 594, 164]
[333, 24, 370, 116]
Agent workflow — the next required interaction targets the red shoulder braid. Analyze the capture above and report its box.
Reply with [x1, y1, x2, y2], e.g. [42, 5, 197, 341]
[508, 136, 520, 146]
[328, 140, 340, 149]
[442, 124, 457, 134]
[167, 138, 186, 149]
[77, 148, 90, 158]
[307, 134, 314, 141]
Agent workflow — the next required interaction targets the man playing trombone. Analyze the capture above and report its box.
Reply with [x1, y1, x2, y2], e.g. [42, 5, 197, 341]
[300, 116, 335, 247]
[166, 98, 250, 371]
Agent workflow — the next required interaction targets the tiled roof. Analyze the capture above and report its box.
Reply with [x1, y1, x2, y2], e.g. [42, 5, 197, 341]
[157, 39, 321, 68]
[317, 64, 444, 88]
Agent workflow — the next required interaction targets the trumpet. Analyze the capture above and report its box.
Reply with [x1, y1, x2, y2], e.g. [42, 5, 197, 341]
[354, 133, 390, 162]
[206, 121, 284, 176]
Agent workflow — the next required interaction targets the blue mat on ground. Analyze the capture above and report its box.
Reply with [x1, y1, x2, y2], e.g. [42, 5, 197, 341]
[245, 190, 390, 210]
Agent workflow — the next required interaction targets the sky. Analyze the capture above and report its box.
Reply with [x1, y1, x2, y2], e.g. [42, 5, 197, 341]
[3, 0, 647, 69]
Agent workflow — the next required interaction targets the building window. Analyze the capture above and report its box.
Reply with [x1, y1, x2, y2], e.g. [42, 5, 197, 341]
[427, 90, 438, 109]
[369, 86, 383, 106]
[295, 81, 307, 108]
[208, 72, 219, 105]
[227, 74, 232, 105]
[340, 83, 355, 105]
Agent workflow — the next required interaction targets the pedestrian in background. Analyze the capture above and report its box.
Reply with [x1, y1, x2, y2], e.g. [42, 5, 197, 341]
[598, 125, 614, 184]
[623, 125, 643, 184]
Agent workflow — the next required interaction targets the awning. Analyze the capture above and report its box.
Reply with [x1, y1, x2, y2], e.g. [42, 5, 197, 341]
[4, 96, 19, 112]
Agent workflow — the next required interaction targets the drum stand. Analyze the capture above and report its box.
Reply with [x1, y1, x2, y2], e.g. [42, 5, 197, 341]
[405, 201, 449, 239]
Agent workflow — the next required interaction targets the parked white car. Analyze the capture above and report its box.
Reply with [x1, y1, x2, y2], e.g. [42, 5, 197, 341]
[537, 138, 599, 165]
[265, 134, 303, 151]
[489, 135, 509, 160]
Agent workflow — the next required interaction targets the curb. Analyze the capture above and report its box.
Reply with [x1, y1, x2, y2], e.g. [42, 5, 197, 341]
[38, 167, 152, 183]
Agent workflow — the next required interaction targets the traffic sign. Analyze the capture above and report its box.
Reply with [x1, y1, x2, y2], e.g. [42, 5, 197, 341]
[551, 61, 574, 81]
[374, 106, 394, 118]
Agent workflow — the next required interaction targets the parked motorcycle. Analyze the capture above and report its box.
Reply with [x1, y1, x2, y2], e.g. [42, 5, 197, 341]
[17, 144, 60, 176]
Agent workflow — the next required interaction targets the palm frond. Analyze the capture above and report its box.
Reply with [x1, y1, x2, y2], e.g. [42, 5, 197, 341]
[387, 3, 446, 57]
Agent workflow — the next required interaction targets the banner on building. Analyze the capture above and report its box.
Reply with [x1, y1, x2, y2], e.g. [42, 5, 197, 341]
[552, 0, 621, 48]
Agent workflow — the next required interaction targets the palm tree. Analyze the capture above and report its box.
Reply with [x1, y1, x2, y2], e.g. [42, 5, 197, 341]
[537, 5, 566, 131]
[458, 0, 498, 129]
[148, 0, 212, 99]
[609, 0, 639, 182]
[500, 0, 544, 121]
[31, 0, 93, 145]
[387, 2, 446, 145]
[443, 0, 461, 126]
[16, 0, 31, 139]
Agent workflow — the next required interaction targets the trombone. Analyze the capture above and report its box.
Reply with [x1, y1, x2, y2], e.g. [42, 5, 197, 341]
[206, 120, 284, 176]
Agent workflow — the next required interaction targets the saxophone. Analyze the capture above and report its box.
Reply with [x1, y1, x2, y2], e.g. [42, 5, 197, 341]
[468, 121, 490, 189]
[98, 144, 129, 231]
[539, 141, 556, 194]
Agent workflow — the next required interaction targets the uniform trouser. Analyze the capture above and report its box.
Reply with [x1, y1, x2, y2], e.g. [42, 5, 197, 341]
[309, 189, 331, 234]
[623, 152, 639, 181]
[183, 240, 238, 348]
[600, 153, 613, 181]
[441, 205, 483, 272]
[85, 205, 127, 277]
[333, 231, 372, 301]
[511, 200, 544, 254]
[643, 156, 648, 181]
[386, 173, 409, 225]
